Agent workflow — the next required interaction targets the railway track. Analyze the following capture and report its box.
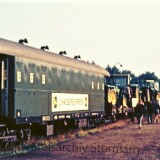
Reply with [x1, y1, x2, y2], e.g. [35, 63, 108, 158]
[0, 118, 126, 158]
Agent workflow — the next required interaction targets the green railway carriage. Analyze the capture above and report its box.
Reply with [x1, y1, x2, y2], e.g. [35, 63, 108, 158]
[0, 38, 110, 134]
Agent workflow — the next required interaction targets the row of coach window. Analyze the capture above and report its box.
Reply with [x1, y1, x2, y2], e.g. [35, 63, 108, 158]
[17, 71, 46, 84]
[16, 71, 104, 90]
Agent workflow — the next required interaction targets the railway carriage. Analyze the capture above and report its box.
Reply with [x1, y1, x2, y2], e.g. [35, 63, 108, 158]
[0, 38, 110, 136]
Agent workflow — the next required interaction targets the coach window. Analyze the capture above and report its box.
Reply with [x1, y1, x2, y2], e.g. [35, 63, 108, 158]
[42, 74, 46, 84]
[17, 71, 21, 82]
[97, 82, 100, 90]
[30, 73, 34, 83]
[92, 81, 94, 89]
[102, 83, 104, 90]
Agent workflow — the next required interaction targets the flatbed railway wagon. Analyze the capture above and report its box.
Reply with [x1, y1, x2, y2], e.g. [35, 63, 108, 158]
[0, 38, 110, 137]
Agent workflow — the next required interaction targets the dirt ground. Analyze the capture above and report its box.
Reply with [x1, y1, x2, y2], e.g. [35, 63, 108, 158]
[1, 117, 160, 160]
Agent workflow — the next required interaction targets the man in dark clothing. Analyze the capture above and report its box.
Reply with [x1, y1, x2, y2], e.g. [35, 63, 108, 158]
[146, 102, 154, 124]
[135, 100, 145, 129]
[153, 100, 160, 124]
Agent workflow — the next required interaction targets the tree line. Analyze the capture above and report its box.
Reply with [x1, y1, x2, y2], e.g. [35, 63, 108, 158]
[106, 65, 159, 84]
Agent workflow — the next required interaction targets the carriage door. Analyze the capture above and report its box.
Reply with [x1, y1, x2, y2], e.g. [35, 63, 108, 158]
[0, 58, 9, 117]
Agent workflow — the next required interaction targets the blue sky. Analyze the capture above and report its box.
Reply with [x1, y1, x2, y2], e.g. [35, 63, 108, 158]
[1, 0, 160, 77]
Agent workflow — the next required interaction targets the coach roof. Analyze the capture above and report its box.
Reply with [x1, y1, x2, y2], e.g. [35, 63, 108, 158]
[0, 38, 110, 77]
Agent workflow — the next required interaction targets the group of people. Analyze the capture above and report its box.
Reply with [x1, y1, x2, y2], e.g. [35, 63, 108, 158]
[134, 99, 160, 129]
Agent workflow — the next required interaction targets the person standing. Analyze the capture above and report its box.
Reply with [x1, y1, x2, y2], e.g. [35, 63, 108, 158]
[135, 99, 145, 129]
[154, 100, 160, 124]
[146, 101, 154, 124]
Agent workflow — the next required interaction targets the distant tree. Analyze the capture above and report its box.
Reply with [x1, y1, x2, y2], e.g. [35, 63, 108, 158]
[106, 66, 137, 84]
[105, 65, 112, 74]
[106, 65, 159, 85]
[121, 70, 131, 75]
[106, 65, 121, 74]
[139, 72, 158, 81]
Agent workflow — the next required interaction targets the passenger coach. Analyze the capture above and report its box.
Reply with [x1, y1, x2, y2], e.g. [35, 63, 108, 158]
[0, 38, 110, 135]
